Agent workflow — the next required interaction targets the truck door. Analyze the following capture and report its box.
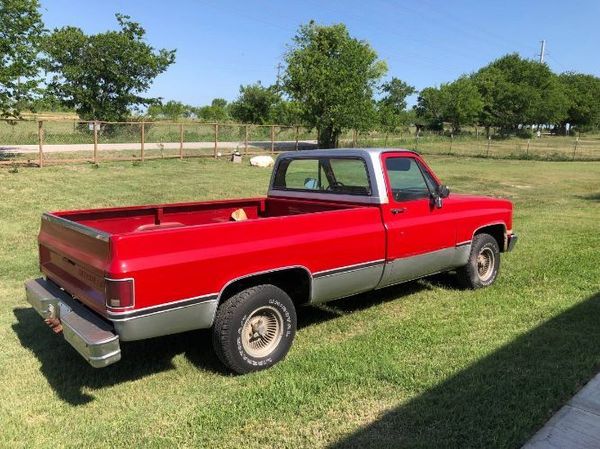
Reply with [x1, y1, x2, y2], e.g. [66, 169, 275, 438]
[378, 153, 458, 287]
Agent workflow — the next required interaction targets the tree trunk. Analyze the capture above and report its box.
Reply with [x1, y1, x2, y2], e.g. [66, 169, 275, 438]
[318, 125, 340, 149]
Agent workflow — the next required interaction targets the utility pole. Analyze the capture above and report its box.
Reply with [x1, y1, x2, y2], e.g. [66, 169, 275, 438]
[539, 40, 546, 63]
[275, 63, 283, 88]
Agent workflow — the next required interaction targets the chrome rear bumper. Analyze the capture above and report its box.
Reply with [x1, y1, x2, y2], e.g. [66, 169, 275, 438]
[25, 278, 121, 368]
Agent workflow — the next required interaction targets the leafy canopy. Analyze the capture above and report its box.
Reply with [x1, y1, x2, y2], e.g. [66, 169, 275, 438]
[283, 21, 387, 148]
[377, 78, 416, 134]
[229, 82, 281, 125]
[558, 72, 600, 131]
[472, 54, 567, 130]
[0, 0, 45, 118]
[43, 14, 175, 121]
[439, 76, 483, 133]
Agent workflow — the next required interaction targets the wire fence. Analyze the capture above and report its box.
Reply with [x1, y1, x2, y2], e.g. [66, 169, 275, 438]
[0, 119, 599, 167]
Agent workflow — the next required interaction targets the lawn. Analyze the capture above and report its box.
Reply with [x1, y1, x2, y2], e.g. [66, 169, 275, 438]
[1, 156, 599, 448]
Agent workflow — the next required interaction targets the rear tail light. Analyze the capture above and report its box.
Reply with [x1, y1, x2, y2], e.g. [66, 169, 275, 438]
[105, 278, 134, 309]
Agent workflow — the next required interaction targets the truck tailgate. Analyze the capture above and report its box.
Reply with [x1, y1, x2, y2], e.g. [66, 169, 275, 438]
[38, 213, 110, 316]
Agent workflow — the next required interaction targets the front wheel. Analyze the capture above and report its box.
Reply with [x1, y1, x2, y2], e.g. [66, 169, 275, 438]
[457, 233, 500, 289]
[212, 284, 296, 374]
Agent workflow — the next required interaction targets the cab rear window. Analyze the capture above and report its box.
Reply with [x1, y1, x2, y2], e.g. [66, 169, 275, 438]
[272, 157, 372, 196]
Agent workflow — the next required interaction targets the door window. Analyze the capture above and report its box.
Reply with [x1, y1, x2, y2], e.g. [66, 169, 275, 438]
[385, 157, 432, 202]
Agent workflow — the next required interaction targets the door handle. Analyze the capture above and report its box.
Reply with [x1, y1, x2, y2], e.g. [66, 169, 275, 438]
[391, 208, 406, 215]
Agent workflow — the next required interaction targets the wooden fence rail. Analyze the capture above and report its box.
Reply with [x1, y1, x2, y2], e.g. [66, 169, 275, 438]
[1, 118, 599, 167]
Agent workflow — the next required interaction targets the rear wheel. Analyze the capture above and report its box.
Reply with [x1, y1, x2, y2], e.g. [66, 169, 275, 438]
[457, 233, 500, 289]
[212, 284, 296, 374]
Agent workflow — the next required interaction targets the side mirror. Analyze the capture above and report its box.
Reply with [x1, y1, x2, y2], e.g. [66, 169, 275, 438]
[437, 184, 450, 198]
[432, 185, 449, 209]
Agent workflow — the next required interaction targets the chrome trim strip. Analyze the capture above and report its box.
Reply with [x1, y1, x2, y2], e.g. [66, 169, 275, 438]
[42, 212, 110, 242]
[105, 276, 135, 310]
[313, 259, 386, 278]
[107, 293, 218, 320]
[456, 240, 472, 247]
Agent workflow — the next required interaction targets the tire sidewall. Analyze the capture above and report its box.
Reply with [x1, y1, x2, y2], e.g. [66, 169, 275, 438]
[471, 235, 500, 287]
[231, 286, 296, 371]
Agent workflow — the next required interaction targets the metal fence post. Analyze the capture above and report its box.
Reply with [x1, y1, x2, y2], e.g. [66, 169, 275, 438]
[295, 125, 299, 151]
[244, 125, 249, 155]
[352, 129, 357, 148]
[140, 122, 145, 161]
[38, 120, 44, 167]
[573, 137, 579, 160]
[449, 134, 453, 154]
[179, 123, 184, 160]
[93, 122, 98, 164]
[487, 136, 491, 157]
[526, 139, 530, 157]
[271, 125, 275, 154]
[214, 123, 219, 158]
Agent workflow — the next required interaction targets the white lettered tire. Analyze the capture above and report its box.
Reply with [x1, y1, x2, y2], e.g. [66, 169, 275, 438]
[212, 284, 297, 374]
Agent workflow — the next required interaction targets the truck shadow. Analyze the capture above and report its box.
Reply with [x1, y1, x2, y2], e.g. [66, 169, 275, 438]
[12, 279, 434, 406]
[297, 279, 430, 329]
[12, 308, 226, 405]
[329, 292, 600, 449]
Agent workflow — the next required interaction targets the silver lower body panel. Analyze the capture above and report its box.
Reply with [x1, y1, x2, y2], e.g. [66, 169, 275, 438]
[311, 261, 385, 304]
[378, 245, 471, 288]
[111, 299, 218, 341]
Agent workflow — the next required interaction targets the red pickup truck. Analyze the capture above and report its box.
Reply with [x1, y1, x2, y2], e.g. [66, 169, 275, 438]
[25, 149, 517, 373]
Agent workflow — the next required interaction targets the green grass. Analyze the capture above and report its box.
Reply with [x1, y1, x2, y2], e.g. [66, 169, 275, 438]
[1, 156, 599, 448]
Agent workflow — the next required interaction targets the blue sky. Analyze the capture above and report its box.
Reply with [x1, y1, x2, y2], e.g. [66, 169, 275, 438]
[40, 0, 600, 106]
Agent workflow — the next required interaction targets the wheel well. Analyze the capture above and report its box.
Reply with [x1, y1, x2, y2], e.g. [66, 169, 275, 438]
[218, 268, 312, 307]
[474, 224, 506, 252]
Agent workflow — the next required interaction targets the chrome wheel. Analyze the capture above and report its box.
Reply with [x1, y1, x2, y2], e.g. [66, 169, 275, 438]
[241, 305, 284, 358]
[477, 247, 495, 282]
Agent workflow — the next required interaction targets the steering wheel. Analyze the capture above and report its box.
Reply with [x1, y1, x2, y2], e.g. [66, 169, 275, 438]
[326, 181, 346, 190]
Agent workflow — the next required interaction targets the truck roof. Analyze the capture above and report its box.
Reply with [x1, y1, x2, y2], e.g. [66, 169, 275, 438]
[277, 148, 419, 159]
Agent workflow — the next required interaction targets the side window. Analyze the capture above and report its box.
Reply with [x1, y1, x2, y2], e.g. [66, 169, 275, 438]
[417, 160, 439, 193]
[385, 157, 432, 202]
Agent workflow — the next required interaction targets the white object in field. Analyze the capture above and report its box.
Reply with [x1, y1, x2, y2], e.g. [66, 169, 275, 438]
[250, 155, 275, 167]
[217, 151, 222, 157]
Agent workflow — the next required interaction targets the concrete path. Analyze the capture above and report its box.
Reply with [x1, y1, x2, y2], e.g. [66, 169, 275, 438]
[0, 140, 318, 154]
[523, 373, 600, 449]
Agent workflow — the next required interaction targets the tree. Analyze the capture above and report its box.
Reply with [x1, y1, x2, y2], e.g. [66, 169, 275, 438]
[377, 78, 415, 141]
[414, 87, 444, 132]
[558, 72, 600, 132]
[0, 0, 45, 118]
[147, 100, 192, 120]
[229, 82, 281, 124]
[270, 100, 303, 126]
[283, 22, 387, 148]
[472, 54, 567, 133]
[43, 14, 175, 121]
[195, 98, 231, 122]
[439, 77, 483, 133]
